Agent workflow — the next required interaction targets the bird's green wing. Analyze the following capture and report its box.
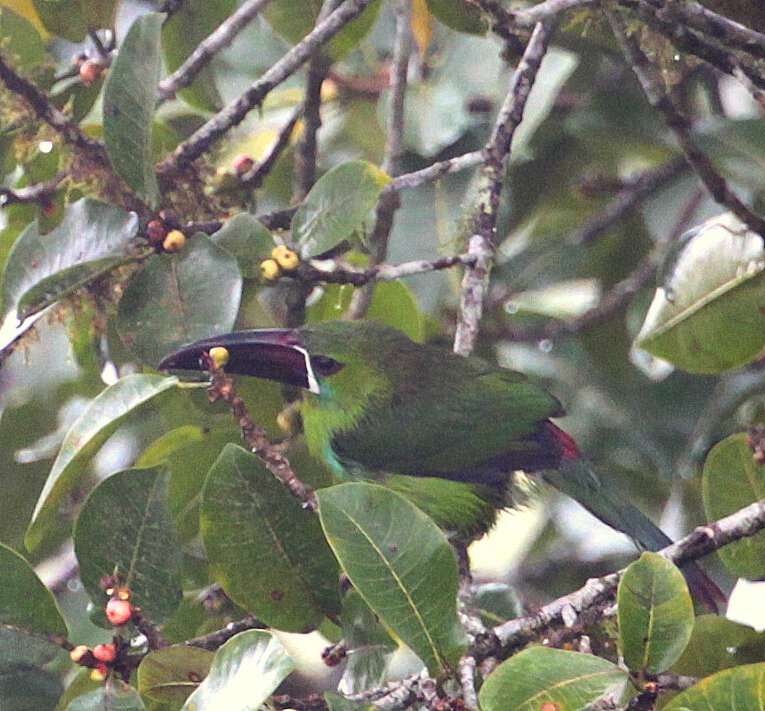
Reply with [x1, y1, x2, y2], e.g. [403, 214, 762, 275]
[331, 353, 563, 479]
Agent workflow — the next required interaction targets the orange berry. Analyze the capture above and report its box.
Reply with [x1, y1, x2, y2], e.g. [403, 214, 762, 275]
[105, 598, 133, 625]
[79, 60, 102, 86]
[92, 643, 118, 663]
[69, 645, 90, 663]
[163, 229, 186, 253]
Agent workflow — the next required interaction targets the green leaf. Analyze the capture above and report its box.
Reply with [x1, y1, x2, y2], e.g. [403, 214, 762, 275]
[137, 426, 207, 468]
[0, 626, 64, 669]
[80, 0, 118, 29]
[1, 199, 137, 326]
[67, 679, 146, 710]
[317, 482, 466, 674]
[74, 467, 182, 625]
[51, 73, 104, 124]
[138, 646, 213, 705]
[181, 630, 294, 711]
[635, 213, 765, 374]
[665, 663, 765, 710]
[0, 8, 45, 65]
[25, 374, 179, 551]
[0, 543, 67, 636]
[307, 278, 426, 342]
[478, 647, 632, 711]
[210, 213, 275, 279]
[473, 583, 523, 626]
[617, 552, 694, 675]
[425, 0, 487, 35]
[293, 161, 391, 258]
[327, 0, 381, 60]
[116, 235, 242, 367]
[33, 0, 86, 41]
[263, 0, 322, 44]
[673, 615, 765, 677]
[103, 12, 163, 206]
[201, 444, 341, 632]
[703, 433, 765, 579]
[0, 666, 62, 711]
[162, 0, 236, 112]
[338, 590, 396, 694]
[18, 256, 134, 321]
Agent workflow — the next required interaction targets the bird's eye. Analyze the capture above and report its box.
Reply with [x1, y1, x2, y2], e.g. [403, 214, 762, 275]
[310, 355, 344, 376]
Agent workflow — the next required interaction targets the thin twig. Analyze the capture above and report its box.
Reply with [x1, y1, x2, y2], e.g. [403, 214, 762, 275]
[474, 0, 594, 31]
[241, 107, 302, 189]
[388, 149, 485, 192]
[347, 0, 412, 319]
[453, 20, 556, 356]
[204, 354, 317, 509]
[568, 157, 687, 246]
[185, 614, 266, 650]
[157, 0, 375, 175]
[606, 7, 765, 237]
[298, 253, 476, 286]
[0, 53, 108, 165]
[0, 172, 66, 208]
[616, 0, 765, 93]
[158, 0, 274, 100]
[487, 496, 765, 657]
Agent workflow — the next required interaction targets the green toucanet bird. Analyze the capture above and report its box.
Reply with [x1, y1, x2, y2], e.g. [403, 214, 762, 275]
[160, 319, 723, 610]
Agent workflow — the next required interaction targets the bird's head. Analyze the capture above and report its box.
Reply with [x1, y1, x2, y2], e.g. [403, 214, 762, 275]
[159, 320, 413, 406]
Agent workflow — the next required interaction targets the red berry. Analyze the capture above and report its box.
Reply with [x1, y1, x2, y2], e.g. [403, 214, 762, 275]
[92, 643, 118, 663]
[232, 154, 255, 176]
[105, 598, 133, 625]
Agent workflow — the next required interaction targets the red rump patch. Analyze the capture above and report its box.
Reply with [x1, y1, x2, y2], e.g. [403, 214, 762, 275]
[546, 422, 581, 460]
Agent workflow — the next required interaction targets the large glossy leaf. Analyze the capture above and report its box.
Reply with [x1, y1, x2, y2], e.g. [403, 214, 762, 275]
[703, 433, 765, 579]
[162, 0, 236, 112]
[116, 235, 242, 366]
[617, 552, 694, 675]
[426, 0, 487, 35]
[138, 646, 213, 705]
[210, 213, 274, 279]
[0, 543, 67, 636]
[0, 666, 62, 711]
[25, 374, 179, 551]
[74, 467, 182, 625]
[338, 590, 396, 695]
[635, 213, 765, 374]
[478, 647, 632, 711]
[0, 7, 44, 64]
[665, 663, 765, 710]
[103, 12, 163, 206]
[32, 0, 86, 41]
[1, 199, 137, 329]
[182, 630, 294, 711]
[293, 161, 391, 258]
[0, 626, 64, 669]
[317, 482, 466, 674]
[67, 680, 146, 711]
[673, 615, 765, 677]
[201, 444, 340, 632]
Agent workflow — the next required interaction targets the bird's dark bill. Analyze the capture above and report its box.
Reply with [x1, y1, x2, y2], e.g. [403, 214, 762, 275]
[158, 329, 319, 393]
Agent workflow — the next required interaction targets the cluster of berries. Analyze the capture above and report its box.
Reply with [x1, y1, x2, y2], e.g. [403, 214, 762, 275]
[145, 210, 187, 253]
[261, 245, 300, 281]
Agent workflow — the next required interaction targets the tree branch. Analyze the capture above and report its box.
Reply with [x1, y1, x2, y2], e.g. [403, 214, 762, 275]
[454, 20, 556, 356]
[0, 53, 108, 166]
[474, 0, 595, 30]
[347, 0, 412, 319]
[158, 0, 274, 100]
[606, 7, 765, 237]
[0, 172, 66, 208]
[156, 0, 375, 175]
[486, 496, 765, 657]
[240, 107, 302, 190]
[184, 614, 266, 650]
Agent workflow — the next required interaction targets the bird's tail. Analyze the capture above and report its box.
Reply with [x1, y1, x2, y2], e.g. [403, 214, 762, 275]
[542, 423, 726, 613]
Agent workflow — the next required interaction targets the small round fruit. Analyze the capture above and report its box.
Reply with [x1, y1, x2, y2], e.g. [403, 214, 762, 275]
[79, 60, 102, 86]
[105, 598, 133, 625]
[93, 643, 118, 663]
[260, 258, 282, 282]
[163, 229, 186, 253]
[90, 664, 108, 682]
[69, 645, 90, 663]
[209, 346, 230, 368]
[271, 245, 300, 272]
[146, 219, 167, 246]
[232, 154, 255, 176]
